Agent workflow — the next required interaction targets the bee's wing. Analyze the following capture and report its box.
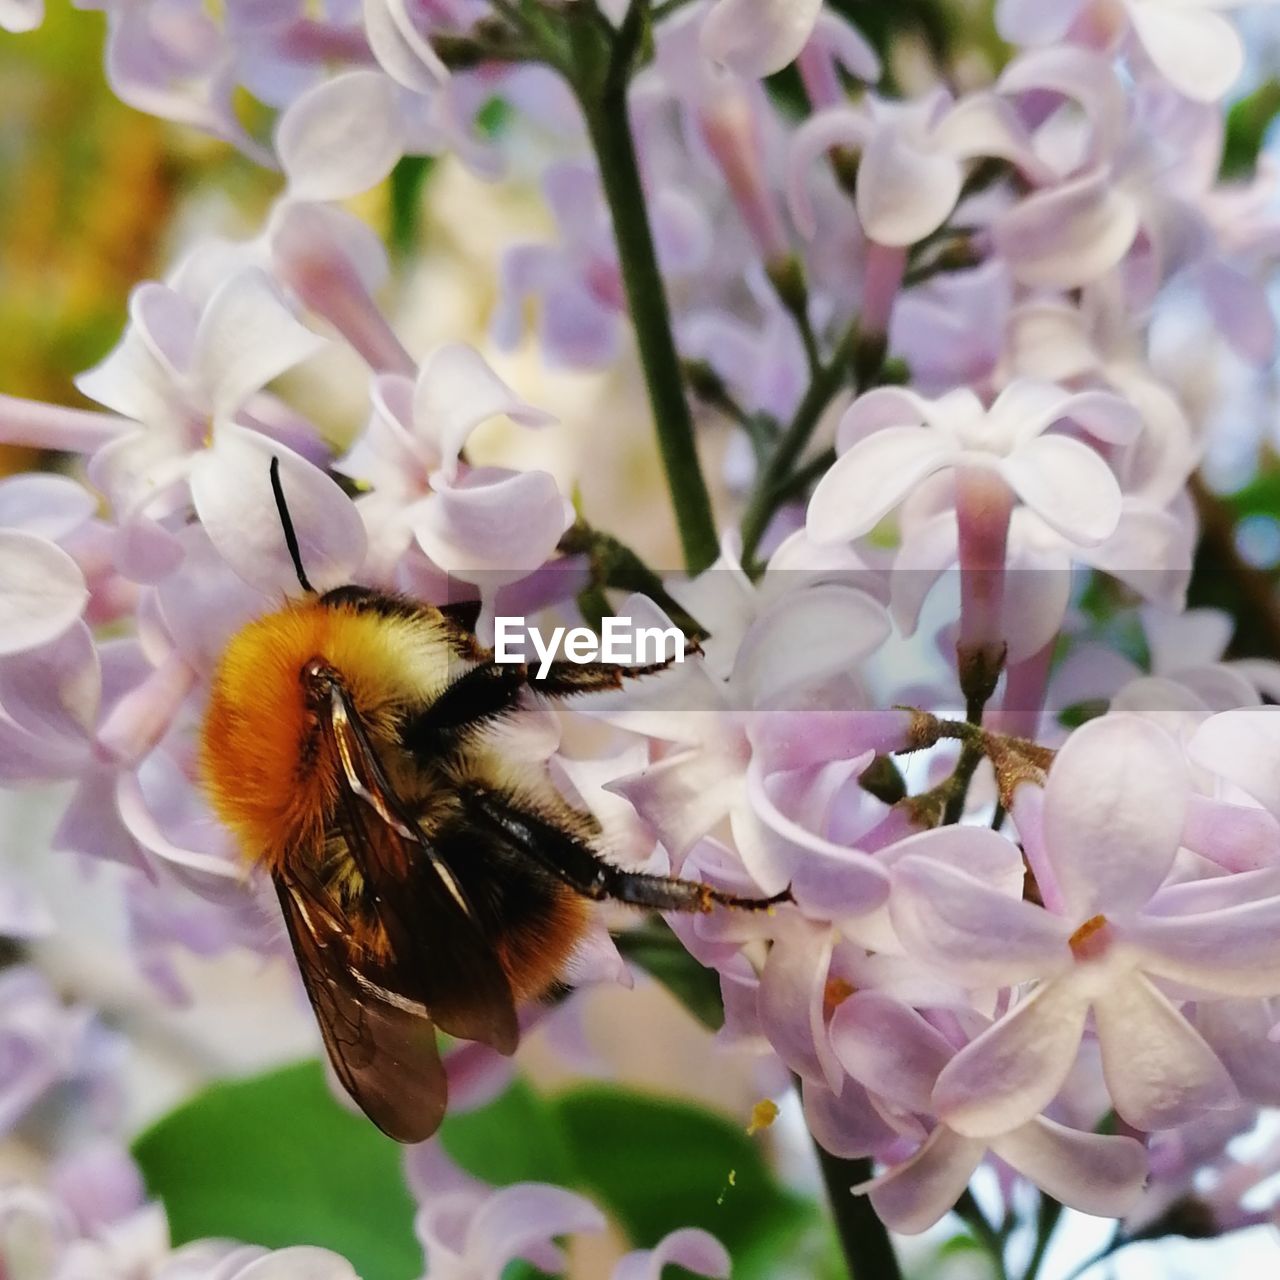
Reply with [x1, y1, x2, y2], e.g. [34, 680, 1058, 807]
[274, 871, 448, 1143]
[323, 680, 520, 1053]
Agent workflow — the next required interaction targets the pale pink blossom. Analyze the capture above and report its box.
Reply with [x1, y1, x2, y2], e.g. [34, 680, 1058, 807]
[893, 715, 1280, 1136]
[700, 0, 824, 78]
[830, 991, 1147, 1231]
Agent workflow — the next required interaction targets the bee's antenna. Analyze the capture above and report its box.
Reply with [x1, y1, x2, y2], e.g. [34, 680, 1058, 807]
[270, 456, 316, 595]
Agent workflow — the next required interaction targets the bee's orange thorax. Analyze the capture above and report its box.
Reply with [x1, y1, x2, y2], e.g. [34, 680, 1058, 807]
[200, 598, 449, 870]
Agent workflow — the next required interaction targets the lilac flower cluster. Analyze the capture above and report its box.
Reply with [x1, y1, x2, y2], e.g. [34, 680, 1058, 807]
[0, 1137, 728, 1280]
[4, 0, 1280, 1276]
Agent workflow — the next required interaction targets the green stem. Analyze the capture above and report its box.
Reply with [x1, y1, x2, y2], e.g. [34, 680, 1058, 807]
[813, 1146, 903, 1280]
[1022, 1194, 1064, 1280]
[771, 447, 835, 505]
[559, 518, 707, 637]
[739, 324, 860, 571]
[571, 2, 719, 573]
[954, 1190, 1008, 1280]
[939, 737, 984, 826]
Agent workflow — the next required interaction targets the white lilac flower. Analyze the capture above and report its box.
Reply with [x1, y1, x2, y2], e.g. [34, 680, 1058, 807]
[0, 1147, 360, 1280]
[334, 346, 568, 635]
[808, 381, 1138, 553]
[273, 44, 505, 199]
[178, 198, 416, 379]
[829, 991, 1147, 1232]
[0, 968, 111, 1138]
[795, 9, 881, 110]
[493, 162, 711, 368]
[788, 89, 1040, 249]
[996, 0, 1279, 103]
[611, 1228, 731, 1280]
[594, 573, 898, 898]
[0, 530, 90, 658]
[0, 0, 41, 31]
[699, 0, 825, 79]
[892, 715, 1280, 1135]
[74, 268, 330, 582]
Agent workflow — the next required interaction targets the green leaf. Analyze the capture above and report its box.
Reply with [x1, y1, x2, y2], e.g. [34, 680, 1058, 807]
[1221, 79, 1280, 179]
[613, 918, 726, 1031]
[1225, 465, 1280, 521]
[551, 1086, 815, 1280]
[132, 1060, 420, 1280]
[387, 155, 435, 259]
[440, 1077, 577, 1187]
[135, 1065, 818, 1280]
[446, 1079, 821, 1279]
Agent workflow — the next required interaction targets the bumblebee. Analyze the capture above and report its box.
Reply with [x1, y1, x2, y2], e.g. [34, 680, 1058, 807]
[200, 459, 783, 1142]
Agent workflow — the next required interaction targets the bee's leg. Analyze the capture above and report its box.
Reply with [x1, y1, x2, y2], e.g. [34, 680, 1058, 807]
[526, 642, 697, 697]
[403, 642, 697, 748]
[402, 663, 529, 747]
[462, 788, 788, 913]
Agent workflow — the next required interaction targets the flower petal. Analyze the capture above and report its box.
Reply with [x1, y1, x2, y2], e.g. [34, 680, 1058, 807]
[465, 1183, 605, 1276]
[997, 45, 1126, 169]
[156, 527, 273, 676]
[613, 1228, 730, 1280]
[1196, 258, 1277, 366]
[235, 1247, 360, 1280]
[934, 977, 1090, 1137]
[1128, 1, 1242, 103]
[52, 770, 147, 871]
[987, 379, 1140, 448]
[732, 584, 890, 708]
[995, 169, 1139, 289]
[363, 0, 449, 93]
[890, 510, 956, 638]
[890, 855, 1070, 987]
[803, 1077, 900, 1158]
[856, 123, 962, 247]
[190, 424, 366, 596]
[0, 474, 97, 542]
[1181, 794, 1280, 874]
[990, 1118, 1147, 1216]
[786, 106, 872, 239]
[999, 435, 1121, 545]
[276, 69, 404, 201]
[0, 619, 99, 743]
[0, 530, 89, 656]
[829, 991, 952, 1110]
[837, 385, 976, 449]
[743, 757, 890, 911]
[1041, 713, 1187, 919]
[1129, 895, 1280, 998]
[807, 428, 956, 544]
[1189, 707, 1280, 820]
[194, 268, 328, 421]
[413, 467, 572, 583]
[413, 344, 555, 481]
[1093, 972, 1238, 1130]
[861, 1126, 986, 1235]
[995, 0, 1085, 44]
[1194, 999, 1280, 1107]
[0, 0, 43, 34]
[700, 0, 823, 78]
[758, 918, 841, 1088]
[608, 746, 744, 862]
